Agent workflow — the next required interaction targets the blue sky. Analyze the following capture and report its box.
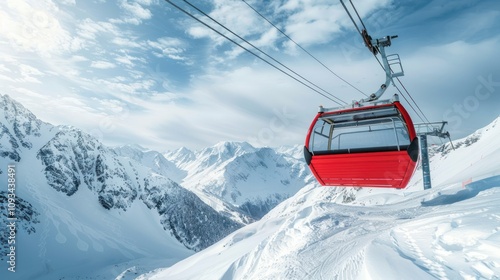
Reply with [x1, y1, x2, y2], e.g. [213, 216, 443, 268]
[1, 0, 499, 151]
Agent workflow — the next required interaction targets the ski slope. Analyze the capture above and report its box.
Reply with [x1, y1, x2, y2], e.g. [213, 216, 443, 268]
[140, 116, 500, 280]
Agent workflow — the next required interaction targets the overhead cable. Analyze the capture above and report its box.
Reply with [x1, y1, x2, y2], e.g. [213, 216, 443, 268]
[164, 0, 344, 105]
[182, 0, 347, 105]
[241, 0, 368, 97]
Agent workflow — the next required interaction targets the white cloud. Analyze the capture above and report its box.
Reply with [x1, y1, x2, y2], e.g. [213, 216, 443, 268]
[112, 37, 144, 48]
[136, 0, 154, 5]
[90, 98, 128, 114]
[19, 64, 44, 76]
[186, 0, 269, 45]
[253, 28, 279, 50]
[210, 0, 266, 36]
[182, 0, 394, 60]
[0, 1, 77, 55]
[402, 37, 500, 129]
[94, 77, 155, 94]
[70, 55, 88, 62]
[11, 86, 47, 99]
[0, 74, 15, 82]
[122, 1, 152, 19]
[277, 0, 392, 47]
[59, 0, 76, 5]
[17, 64, 45, 83]
[77, 18, 119, 40]
[129, 64, 324, 149]
[91, 60, 117, 69]
[147, 37, 187, 60]
[283, 4, 343, 45]
[0, 64, 10, 73]
[119, 0, 152, 25]
[0, 0, 497, 153]
[115, 53, 145, 67]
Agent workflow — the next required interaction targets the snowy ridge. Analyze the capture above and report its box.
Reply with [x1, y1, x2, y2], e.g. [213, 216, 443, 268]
[164, 141, 314, 223]
[423, 115, 500, 188]
[143, 116, 500, 280]
[37, 128, 138, 207]
[0, 95, 54, 168]
[114, 144, 186, 183]
[164, 146, 196, 169]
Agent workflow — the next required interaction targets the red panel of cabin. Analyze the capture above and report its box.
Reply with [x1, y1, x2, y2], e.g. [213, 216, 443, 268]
[309, 151, 416, 188]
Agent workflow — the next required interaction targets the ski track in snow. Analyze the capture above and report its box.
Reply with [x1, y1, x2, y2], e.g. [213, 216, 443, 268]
[389, 192, 500, 280]
[392, 226, 448, 279]
[314, 205, 429, 280]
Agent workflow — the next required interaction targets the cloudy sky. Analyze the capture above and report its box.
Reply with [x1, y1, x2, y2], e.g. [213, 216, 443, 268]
[1, 0, 499, 151]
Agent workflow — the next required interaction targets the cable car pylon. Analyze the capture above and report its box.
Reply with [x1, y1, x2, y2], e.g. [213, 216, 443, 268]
[415, 122, 454, 189]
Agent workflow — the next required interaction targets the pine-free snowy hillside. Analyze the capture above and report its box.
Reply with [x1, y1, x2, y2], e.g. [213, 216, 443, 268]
[0, 95, 241, 280]
[142, 116, 500, 280]
[164, 141, 314, 223]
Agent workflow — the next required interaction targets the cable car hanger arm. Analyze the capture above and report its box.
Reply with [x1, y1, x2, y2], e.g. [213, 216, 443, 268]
[339, 0, 405, 105]
[319, 33, 403, 112]
[363, 34, 402, 103]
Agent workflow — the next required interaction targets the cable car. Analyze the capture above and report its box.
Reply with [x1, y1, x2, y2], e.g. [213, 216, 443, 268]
[304, 95, 419, 188]
[303, 18, 419, 188]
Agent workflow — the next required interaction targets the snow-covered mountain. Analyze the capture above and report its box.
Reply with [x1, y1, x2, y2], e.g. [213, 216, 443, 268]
[141, 115, 500, 280]
[0, 94, 313, 279]
[164, 141, 314, 223]
[0, 94, 242, 279]
[114, 144, 186, 183]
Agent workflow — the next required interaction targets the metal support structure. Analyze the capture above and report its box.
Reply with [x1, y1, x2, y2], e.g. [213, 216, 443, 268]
[318, 94, 399, 113]
[361, 35, 403, 103]
[317, 34, 404, 113]
[415, 122, 453, 189]
[339, 0, 404, 105]
[419, 134, 431, 190]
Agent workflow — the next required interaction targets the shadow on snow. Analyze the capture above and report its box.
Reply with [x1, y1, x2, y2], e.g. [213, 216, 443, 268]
[421, 175, 500, 207]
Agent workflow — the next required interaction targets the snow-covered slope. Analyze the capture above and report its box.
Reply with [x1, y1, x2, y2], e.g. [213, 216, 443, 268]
[0, 94, 241, 279]
[164, 141, 314, 223]
[142, 115, 500, 280]
[429, 117, 500, 186]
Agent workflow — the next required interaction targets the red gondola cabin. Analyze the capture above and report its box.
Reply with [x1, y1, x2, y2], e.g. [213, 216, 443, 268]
[304, 100, 419, 189]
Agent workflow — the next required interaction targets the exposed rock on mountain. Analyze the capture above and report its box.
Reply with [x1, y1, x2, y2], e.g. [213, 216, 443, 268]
[0, 94, 241, 255]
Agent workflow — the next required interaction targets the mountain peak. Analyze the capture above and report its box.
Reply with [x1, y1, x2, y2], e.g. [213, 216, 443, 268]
[204, 141, 255, 156]
[1, 94, 41, 121]
[173, 146, 194, 155]
[0, 94, 51, 162]
[214, 140, 252, 147]
[164, 146, 196, 167]
[114, 143, 150, 157]
[114, 144, 185, 183]
[194, 141, 256, 169]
